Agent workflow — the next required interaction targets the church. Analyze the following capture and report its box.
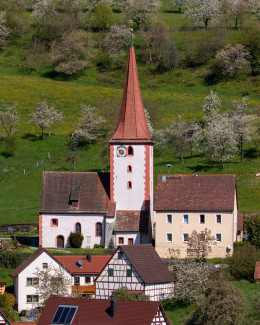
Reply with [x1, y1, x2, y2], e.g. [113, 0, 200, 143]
[39, 41, 154, 249]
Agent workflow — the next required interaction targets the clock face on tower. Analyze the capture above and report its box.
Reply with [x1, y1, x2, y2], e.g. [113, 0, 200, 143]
[117, 146, 126, 157]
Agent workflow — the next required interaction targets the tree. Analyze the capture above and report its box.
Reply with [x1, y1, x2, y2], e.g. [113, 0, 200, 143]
[69, 232, 84, 248]
[187, 229, 216, 259]
[244, 215, 260, 248]
[185, 0, 220, 29]
[215, 44, 251, 77]
[188, 280, 245, 325]
[34, 264, 71, 306]
[51, 30, 90, 76]
[0, 103, 20, 137]
[116, 0, 161, 29]
[232, 97, 252, 163]
[0, 293, 19, 322]
[202, 90, 222, 115]
[104, 24, 131, 56]
[91, 1, 115, 30]
[169, 0, 189, 13]
[225, 0, 248, 29]
[112, 286, 150, 301]
[0, 14, 10, 50]
[29, 100, 63, 138]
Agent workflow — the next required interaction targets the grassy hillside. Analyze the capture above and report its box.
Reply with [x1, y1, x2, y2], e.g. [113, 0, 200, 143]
[0, 8, 259, 224]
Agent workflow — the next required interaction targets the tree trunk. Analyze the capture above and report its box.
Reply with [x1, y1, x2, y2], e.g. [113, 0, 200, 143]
[178, 7, 181, 13]
[235, 16, 238, 29]
[41, 128, 45, 138]
[204, 18, 209, 29]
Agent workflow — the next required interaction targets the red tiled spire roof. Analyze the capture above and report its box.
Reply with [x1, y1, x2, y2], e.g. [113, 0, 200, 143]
[110, 44, 152, 143]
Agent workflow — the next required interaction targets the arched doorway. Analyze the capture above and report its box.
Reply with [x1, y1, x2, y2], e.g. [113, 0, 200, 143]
[57, 235, 64, 248]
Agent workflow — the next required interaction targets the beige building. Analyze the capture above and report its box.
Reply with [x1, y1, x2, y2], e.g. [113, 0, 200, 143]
[154, 174, 238, 258]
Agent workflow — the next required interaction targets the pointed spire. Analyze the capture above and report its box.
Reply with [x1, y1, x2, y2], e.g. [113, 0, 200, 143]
[110, 40, 152, 144]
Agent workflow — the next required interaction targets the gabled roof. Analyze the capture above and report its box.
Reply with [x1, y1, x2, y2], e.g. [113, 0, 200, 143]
[40, 171, 115, 215]
[254, 262, 260, 280]
[154, 174, 236, 212]
[110, 45, 152, 144]
[54, 255, 110, 275]
[37, 297, 170, 325]
[114, 210, 149, 232]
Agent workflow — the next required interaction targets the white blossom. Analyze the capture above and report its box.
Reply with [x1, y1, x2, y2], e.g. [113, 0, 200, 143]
[0, 103, 20, 137]
[104, 25, 131, 56]
[0, 14, 11, 49]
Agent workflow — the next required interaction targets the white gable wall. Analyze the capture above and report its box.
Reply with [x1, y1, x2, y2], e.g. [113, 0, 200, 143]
[152, 308, 168, 325]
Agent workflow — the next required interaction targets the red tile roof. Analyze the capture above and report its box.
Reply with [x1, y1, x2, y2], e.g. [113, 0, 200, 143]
[54, 255, 110, 275]
[114, 210, 149, 232]
[40, 172, 115, 216]
[110, 45, 152, 144]
[37, 297, 170, 325]
[154, 174, 236, 211]
[237, 213, 244, 231]
[254, 262, 260, 279]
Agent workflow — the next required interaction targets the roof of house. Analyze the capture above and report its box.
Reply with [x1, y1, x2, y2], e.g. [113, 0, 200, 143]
[154, 174, 236, 212]
[114, 210, 149, 232]
[37, 297, 170, 325]
[54, 255, 110, 275]
[254, 262, 260, 279]
[40, 171, 115, 215]
[109, 44, 152, 144]
[237, 213, 244, 231]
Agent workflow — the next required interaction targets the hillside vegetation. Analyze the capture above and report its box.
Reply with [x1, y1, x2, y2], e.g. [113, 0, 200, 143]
[0, 0, 259, 223]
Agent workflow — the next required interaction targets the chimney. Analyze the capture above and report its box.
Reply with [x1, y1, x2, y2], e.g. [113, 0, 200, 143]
[110, 300, 116, 318]
[87, 252, 91, 263]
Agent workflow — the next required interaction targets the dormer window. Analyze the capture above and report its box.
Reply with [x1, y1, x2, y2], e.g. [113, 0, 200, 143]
[127, 146, 133, 156]
[69, 186, 80, 207]
[71, 200, 78, 207]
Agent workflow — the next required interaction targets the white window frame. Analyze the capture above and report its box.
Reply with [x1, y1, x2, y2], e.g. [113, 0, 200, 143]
[216, 214, 222, 224]
[183, 214, 189, 224]
[199, 214, 205, 224]
[183, 233, 189, 242]
[166, 214, 172, 224]
[216, 233, 222, 242]
[166, 233, 173, 243]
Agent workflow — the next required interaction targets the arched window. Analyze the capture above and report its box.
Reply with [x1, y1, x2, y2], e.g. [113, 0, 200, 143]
[96, 222, 102, 237]
[127, 165, 132, 173]
[75, 223, 81, 234]
[127, 181, 132, 189]
[127, 146, 133, 156]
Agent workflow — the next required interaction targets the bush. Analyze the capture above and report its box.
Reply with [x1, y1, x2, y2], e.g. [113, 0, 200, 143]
[227, 245, 260, 281]
[0, 251, 31, 268]
[69, 232, 84, 248]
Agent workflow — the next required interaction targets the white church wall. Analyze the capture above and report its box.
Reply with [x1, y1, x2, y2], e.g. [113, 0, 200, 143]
[114, 232, 140, 245]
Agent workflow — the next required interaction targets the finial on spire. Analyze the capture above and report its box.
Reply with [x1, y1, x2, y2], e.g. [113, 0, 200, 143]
[130, 28, 134, 47]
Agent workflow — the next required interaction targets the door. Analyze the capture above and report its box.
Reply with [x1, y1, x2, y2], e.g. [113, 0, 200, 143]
[57, 235, 64, 248]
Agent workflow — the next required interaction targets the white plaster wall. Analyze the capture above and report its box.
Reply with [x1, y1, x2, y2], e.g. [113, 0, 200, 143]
[16, 251, 71, 311]
[42, 214, 106, 248]
[113, 145, 146, 210]
[114, 232, 140, 245]
[149, 145, 154, 222]
[145, 283, 174, 301]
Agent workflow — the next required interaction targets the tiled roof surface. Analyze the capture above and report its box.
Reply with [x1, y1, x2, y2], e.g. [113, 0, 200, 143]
[254, 262, 260, 279]
[54, 255, 110, 275]
[114, 210, 149, 232]
[154, 174, 236, 211]
[120, 244, 175, 284]
[237, 213, 244, 231]
[40, 171, 115, 215]
[110, 45, 152, 143]
[37, 297, 170, 325]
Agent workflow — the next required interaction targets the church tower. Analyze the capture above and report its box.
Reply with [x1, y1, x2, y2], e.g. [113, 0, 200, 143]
[109, 40, 154, 220]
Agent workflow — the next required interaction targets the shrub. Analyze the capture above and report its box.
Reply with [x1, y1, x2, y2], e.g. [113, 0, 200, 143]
[0, 251, 31, 268]
[69, 232, 84, 248]
[112, 286, 149, 301]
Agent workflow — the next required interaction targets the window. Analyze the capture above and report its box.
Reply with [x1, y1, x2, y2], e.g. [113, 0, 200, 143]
[216, 214, 222, 224]
[74, 277, 80, 286]
[51, 219, 58, 227]
[127, 165, 132, 173]
[26, 295, 39, 303]
[27, 278, 39, 286]
[183, 214, 189, 224]
[52, 306, 78, 325]
[183, 233, 189, 242]
[127, 269, 132, 277]
[166, 233, 173, 242]
[166, 214, 172, 224]
[75, 223, 81, 234]
[85, 277, 91, 284]
[42, 263, 48, 269]
[127, 146, 133, 156]
[108, 268, 114, 276]
[127, 181, 132, 189]
[70, 200, 78, 207]
[200, 232, 206, 241]
[118, 237, 124, 244]
[200, 214, 205, 224]
[96, 222, 102, 237]
[128, 238, 134, 245]
[216, 233, 222, 242]
[118, 252, 123, 259]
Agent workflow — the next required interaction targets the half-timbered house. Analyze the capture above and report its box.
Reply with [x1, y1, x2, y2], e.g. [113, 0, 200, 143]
[95, 244, 175, 301]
